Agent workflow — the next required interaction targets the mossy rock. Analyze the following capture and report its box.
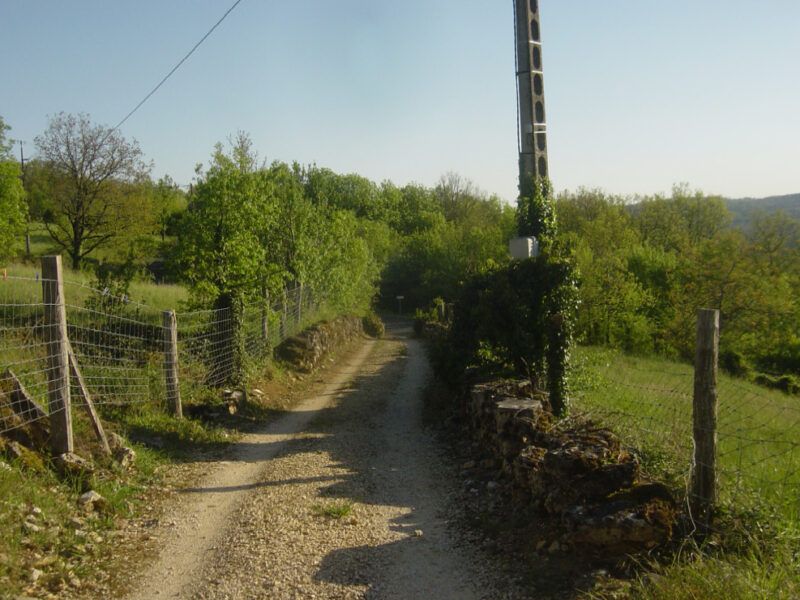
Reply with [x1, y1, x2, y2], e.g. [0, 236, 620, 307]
[0, 437, 47, 472]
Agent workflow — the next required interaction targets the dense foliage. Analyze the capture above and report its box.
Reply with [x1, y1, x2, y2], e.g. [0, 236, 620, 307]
[8, 111, 799, 387]
[557, 185, 800, 382]
[433, 255, 577, 415]
[426, 177, 577, 416]
[0, 116, 27, 262]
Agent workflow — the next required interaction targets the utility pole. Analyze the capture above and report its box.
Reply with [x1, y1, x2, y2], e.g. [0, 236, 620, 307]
[514, 0, 548, 199]
[19, 141, 31, 257]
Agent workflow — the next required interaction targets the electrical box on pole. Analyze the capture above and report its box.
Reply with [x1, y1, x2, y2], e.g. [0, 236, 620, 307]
[514, 0, 548, 199]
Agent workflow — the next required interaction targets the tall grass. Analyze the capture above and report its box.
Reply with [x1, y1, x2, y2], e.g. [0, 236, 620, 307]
[571, 346, 799, 517]
[573, 345, 800, 600]
[1, 262, 188, 310]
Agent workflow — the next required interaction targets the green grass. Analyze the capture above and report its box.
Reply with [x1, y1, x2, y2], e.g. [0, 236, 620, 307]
[571, 345, 800, 517]
[0, 435, 166, 598]
[607, 539, 799, 600]
[572, 345, 800, 600]
[1, 261, 187, 311]
[311, 499, 355, 519]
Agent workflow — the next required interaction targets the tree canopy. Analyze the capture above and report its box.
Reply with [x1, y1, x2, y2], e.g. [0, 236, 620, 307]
[34, 112, 151, 269]
[0, 116, 27, 262]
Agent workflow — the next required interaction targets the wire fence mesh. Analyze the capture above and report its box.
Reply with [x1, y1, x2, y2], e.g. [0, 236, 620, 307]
[1, 271, 330, 441]
[573, 346, 800, 519]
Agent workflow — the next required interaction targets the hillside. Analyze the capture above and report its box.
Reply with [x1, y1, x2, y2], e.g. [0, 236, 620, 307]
[724, 192, 800, 229]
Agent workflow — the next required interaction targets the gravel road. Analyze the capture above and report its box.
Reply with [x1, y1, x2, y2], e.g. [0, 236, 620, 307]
[122, 323, 529, 600]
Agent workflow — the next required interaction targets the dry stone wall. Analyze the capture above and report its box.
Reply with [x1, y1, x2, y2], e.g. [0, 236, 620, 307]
[468, 381, 677, 556]
[277, 315, 364, 373]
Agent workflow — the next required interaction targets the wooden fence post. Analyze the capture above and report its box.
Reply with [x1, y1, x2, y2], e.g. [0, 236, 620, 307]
[67, 351, 111, 455]
[296, 282, 303, 328]
[692, 308, 719, 529]
[162, 310, 182, 418]
[41, 255, 73, 455]
[280, 287, 288, 340]
[261, 286, 269, 344]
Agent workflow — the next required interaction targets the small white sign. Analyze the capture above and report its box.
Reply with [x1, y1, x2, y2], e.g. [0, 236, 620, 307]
[509, 236, 539, 260]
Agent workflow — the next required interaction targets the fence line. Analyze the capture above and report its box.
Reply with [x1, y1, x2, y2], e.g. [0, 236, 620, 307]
[574, 313, 800, 522]
[1, 258, 336, 451]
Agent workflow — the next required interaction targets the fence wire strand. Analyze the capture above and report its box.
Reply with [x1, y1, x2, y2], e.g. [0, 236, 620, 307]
[1, 274, 329, 438]
[575, 348, 799, 517]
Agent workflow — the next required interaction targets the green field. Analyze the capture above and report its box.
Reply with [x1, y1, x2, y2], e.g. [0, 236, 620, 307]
[572, 345, 799, 518]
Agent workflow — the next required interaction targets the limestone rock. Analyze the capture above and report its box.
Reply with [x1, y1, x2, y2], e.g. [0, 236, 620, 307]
[113, 444, 137, 469]
[465, 380, 677, 557]
[78, 490, 111, 514]
[276, 316, 364, 372]
[107, 432, 127, 451]
[55, 452, 95, 478]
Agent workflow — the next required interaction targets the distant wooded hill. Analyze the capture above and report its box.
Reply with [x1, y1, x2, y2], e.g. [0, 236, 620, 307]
[724, 193, 800, 229]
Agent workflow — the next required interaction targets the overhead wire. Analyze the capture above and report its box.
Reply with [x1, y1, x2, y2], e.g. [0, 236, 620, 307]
[111, 0, 244, 133]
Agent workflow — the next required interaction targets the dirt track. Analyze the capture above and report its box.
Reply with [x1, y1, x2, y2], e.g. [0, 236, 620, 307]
[121, 323, 531, 599]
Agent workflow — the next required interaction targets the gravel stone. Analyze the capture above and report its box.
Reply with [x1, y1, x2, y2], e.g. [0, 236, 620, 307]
[117, 324, 533, 600]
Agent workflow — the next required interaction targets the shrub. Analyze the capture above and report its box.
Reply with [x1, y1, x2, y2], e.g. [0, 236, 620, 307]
[720, 349, 750, 377]
[362, 312, 385, 338]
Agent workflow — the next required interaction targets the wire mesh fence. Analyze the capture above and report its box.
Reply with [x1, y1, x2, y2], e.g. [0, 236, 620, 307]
[0, 265, 331, 446]
[573, 345, 800, 520]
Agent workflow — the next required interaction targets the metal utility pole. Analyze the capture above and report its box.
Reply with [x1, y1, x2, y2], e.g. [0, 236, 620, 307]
[19, 141, 31, 256]
[514, 0, 548, 199]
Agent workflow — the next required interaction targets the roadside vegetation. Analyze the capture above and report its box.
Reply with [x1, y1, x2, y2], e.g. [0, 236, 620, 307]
[1, 110, 799, 598]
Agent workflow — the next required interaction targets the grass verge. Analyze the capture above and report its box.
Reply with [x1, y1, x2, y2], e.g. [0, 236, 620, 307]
[571, 345, 800, 599]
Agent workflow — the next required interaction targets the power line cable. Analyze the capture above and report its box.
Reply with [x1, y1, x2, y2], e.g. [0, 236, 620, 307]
[111, 0, 243, 133]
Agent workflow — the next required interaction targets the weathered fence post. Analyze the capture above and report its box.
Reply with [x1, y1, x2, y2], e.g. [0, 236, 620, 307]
[162, 310, 182, 418]
[280, 287, 288, 340]
[692, 308, 719, 529]
[261, 286, 269, 344]
[41, 255, 73, 455]
[296, 282, 303, 328]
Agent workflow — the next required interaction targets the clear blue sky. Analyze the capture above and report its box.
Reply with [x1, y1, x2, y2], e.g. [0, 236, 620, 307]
[2, 1, 798, 202]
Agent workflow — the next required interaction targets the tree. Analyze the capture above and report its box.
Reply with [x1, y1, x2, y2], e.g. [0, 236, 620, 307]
[746, 209, 800, 277]
[435, 171, 483, 224]
[34, 112, 150, 269]
[151, 175, 186, 241]
[0, 116, 27, 262]
[177, 139, 276, 305]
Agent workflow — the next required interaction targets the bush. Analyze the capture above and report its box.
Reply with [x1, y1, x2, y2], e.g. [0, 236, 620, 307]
[752, 372, 799, 394]
[362, 312, 385, 338]
[720, 349, 750, 377]
[432, 254, 577, 416]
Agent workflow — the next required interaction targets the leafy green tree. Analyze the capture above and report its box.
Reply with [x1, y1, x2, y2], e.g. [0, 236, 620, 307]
[304, 167, 387, 221]
[175, 137, 279, 384]
[34, 112, 151, 269]
[746, 209, 800, 277]
[177, 139, 276, 305]
[556, 188, 653, 350]
[632, 185, 731, 253]
[0, 116, 27, 262]
[151, 175, 187, 241]
[393, 183, 444, 235]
